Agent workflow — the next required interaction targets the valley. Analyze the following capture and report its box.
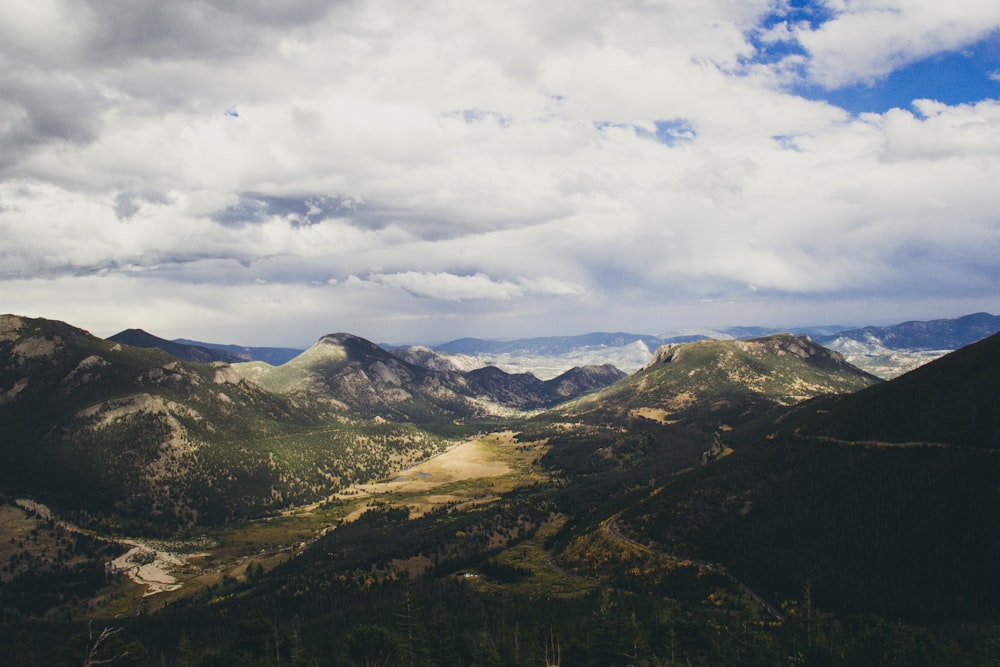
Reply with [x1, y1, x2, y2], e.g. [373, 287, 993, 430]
[4, 431, 550, 616]
[1, 312, 999, 666]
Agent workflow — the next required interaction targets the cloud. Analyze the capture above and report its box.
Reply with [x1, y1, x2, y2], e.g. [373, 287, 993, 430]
[350, 271, 585, 302]
[788, 2, 1000, 88]
[113, 188, 173, 220]
[211, 192, 361, 227]
[881, 98, 1000, 160]
[0, 1, 998, 343]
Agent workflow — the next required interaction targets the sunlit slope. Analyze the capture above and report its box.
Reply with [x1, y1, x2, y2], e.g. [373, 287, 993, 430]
[554, 334, 879, 428]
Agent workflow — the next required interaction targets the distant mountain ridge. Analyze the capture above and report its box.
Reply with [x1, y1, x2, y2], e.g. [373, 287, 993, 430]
[173, 337, 304, 366]
[815, 312, 1000, 378]
[420, 313, 1000, 379]
[430, 326, 848, 357]
[814, 312, 1000, 351]
[108, 329, 247, 363]
[112, 313, 1000, 380]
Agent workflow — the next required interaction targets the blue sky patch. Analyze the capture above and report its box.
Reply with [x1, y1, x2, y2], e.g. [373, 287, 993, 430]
[652, 119, 696, 146]
[594, 119, 695, 146]
[797, 35, 1000, 114]
[746, 2, 1000, 115]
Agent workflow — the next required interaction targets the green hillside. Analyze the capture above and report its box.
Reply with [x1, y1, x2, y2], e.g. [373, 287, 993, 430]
[0, 316, 450, 534]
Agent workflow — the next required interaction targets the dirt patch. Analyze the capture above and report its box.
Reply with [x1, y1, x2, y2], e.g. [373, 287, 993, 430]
[630, 407, 679, 424]
[338, 436, 512, 500]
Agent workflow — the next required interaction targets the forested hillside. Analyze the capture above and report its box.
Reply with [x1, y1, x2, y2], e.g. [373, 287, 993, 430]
[0, 320, 998, 666]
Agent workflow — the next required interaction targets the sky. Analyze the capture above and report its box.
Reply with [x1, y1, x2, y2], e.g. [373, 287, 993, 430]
[1, 0, 999, 347]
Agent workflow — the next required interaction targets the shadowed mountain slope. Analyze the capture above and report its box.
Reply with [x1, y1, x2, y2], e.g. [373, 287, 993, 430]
[796, 330, 1000, 448]
[108, 328, 248, 363]
[173, 337, 304, 366]
[614, 335, 1000, 622]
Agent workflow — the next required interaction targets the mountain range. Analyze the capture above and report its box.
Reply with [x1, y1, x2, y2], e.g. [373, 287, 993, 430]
[402, 312, 1000, 379]
[2, 311, 999, 664]
[143, 312, 1000, 380]
[0, 315, 624, 534]
[617, 330, 1000, 622]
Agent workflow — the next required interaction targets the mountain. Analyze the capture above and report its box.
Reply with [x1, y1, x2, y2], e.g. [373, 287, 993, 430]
[816, 312, 1000, 378]
[797, 330, 1000, 449]
[173, 337, 304, 366]
[615, 334, 1000, 622]
[234, 333, 474, 421]
[0, 316, 453, 534]
[6, 313, 1000, 663]
[388, 345, 481, 372]
[815, 311, 1000, 351]
[122, 312, 1000, 381]
[424, 314, 999, 380]
[433, 327, 849, 358]
[108, 329, 304, 365]
[235, 332, 627, 420]
[2, 315, 629, 536]
[463, 363, 628, 410]
[425, 333, 670, 378]
[553, 333, 880, 429]
[107, 328, 247, 363]
[434, 332, 677, 356]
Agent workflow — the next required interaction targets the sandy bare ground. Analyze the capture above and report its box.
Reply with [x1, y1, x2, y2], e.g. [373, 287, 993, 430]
[109, 542, 191, 596]
[9, 498, 208, 598]
[338, 433, 515, 520]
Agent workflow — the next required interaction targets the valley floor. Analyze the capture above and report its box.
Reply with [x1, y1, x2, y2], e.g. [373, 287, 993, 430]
[0, 429, 551, 618]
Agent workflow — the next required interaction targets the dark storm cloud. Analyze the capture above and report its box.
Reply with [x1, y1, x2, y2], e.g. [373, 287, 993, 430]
[0, 68, 107, 162]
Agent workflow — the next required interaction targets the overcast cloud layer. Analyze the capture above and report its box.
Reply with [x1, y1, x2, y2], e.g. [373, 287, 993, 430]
[1, 0, 999, 346]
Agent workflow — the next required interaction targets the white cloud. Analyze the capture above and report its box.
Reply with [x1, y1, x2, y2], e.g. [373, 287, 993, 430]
[881, 99, 1000, 160]
[792, 1, 1000, 88]
[0, 1, 998, 343]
